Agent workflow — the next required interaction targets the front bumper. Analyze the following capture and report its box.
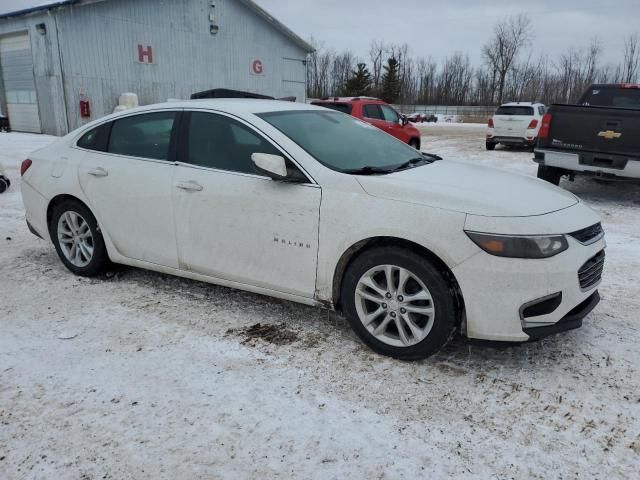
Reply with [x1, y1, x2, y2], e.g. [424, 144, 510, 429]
[453, 206, 605, 342]
[523, 291, 599, 341]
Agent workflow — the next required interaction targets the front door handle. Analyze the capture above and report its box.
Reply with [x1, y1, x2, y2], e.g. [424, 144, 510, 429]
[176, 181, 203, 192]
[87, 167, 108, 177]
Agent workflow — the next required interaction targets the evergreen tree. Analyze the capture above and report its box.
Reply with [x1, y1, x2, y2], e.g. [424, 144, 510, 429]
[343, 63, 372, 96]
[380, 57, 401, 103]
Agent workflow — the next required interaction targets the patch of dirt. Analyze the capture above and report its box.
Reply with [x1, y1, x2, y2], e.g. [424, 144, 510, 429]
[227, 323, 299, 346]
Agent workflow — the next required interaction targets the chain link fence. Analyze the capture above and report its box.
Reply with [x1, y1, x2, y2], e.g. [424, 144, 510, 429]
[394, 105, 498, 123]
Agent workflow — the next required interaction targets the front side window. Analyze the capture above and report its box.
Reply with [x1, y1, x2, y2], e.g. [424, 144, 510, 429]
[259, 110, 421, 172]
[108, 112, 176, 160]
[380, 105, 400, 123]
[363, 104, 383, 120]
[186, 112, 281, 174]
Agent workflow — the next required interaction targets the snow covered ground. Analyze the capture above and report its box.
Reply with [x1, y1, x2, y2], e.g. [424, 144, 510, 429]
[1, 126, 639, 479]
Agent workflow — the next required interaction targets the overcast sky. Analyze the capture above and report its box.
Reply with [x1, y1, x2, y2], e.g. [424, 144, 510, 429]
[254, 0, 639, 67]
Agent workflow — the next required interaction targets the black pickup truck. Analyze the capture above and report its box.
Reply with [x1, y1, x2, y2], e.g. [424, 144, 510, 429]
[534, 84, 640, 185]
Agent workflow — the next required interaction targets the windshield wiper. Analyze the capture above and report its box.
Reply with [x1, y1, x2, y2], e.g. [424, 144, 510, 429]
[342, 166, 396, 175]
[390, 153, 442, 172]
[343, 153, 443, 176]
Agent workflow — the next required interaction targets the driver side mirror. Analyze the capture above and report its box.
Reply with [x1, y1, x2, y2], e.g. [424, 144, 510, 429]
[251, 153, 288, 180]
[400, 115, 409, 126]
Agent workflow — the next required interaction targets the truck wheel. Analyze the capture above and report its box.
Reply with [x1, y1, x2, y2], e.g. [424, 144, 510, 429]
[0, 177, 8, 194]
[409, 139, 420, 150]
[485, 142, 496, 151]
[537, 165, 563, 185]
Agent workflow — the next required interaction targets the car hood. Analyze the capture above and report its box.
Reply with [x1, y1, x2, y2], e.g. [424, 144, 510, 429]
[355, 159, 579, 217]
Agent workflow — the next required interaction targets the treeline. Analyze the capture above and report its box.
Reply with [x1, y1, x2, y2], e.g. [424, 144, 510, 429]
[307, 14, 640, 106]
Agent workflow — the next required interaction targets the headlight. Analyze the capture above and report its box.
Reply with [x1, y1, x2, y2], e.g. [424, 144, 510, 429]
[465, 231, 569, 259]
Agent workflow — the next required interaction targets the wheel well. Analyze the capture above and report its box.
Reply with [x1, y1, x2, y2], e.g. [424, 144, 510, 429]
[332, 237, 465, 326]
[46, 194, 91, 235]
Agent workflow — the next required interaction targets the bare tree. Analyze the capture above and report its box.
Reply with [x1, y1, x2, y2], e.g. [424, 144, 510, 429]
[622, 34, 640, 83]
[482, 14, 532, 104]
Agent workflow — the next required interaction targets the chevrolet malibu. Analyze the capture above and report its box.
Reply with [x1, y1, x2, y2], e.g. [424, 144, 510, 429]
[20, 100, 606, 360]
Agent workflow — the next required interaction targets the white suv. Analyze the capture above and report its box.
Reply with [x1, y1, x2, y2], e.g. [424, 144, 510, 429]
[20, 100, 604, 360]
[486, 102, 546, 150]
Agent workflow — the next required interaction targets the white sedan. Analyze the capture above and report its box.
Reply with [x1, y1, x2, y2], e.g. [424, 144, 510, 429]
[20, 100, 605, 360]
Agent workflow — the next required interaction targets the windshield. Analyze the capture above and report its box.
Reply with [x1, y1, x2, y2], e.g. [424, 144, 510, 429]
[495, 106, 534, 116]
[579, 87, 640, 109]
[258, 110, 421, 173]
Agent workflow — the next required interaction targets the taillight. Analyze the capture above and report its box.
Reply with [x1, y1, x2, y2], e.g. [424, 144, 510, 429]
[538, 113, 553, 139]
[20, 159, 33, 176]
[488, 118, 494, 128]
[528, 119, 539, 129]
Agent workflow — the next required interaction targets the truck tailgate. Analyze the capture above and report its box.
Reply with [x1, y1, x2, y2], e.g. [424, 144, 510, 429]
[539, 105, 640, 157]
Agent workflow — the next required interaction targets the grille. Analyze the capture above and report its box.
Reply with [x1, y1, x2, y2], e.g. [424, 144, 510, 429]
[578, 250, 605, 290]
[569, 223, 604, 244]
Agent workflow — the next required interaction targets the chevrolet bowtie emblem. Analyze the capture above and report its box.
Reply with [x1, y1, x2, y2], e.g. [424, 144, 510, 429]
[598, 130, 622, 140]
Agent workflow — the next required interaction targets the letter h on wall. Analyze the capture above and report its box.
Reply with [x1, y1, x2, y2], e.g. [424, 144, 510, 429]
[138, 45, 153, 64]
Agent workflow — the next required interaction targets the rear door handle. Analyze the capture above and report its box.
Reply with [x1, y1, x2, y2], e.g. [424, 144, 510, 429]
[87, 167, 108, 177]
[176, 181, 203, 192]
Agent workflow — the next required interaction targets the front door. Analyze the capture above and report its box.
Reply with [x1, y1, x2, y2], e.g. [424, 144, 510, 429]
[76, 111, 179, 268]
[172, 111, 321, 297]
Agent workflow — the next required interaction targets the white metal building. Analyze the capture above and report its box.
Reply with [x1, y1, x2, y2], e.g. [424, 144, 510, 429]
[0, 0, 313, 135]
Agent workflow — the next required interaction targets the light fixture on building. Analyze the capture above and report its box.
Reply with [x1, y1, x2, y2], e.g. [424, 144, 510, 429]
[209, 1, 218, 35]
[35, 23, 47, 35]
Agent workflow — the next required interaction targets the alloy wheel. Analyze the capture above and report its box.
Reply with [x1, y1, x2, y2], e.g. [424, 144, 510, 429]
[57, 211, 94, 268]
[354, 264, 435, 347]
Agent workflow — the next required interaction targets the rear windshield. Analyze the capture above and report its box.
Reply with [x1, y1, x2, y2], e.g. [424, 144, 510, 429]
[495, 106, 534, 116]
[579, 87, 640, 109]
[311, 102, 352, 114]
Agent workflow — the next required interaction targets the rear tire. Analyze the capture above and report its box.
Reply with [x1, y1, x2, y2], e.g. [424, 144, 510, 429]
[341, 247, 456, 361]
[537, 165, 563, 186]
[0, 177, 8, 194]
[485, 142, 496, 151]
[50, 200, 109, 277]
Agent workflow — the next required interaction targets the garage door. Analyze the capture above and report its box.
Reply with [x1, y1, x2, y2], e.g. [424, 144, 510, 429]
[0, 32, 41, 133]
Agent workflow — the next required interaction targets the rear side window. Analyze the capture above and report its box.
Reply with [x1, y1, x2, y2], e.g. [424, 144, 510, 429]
[495, 106, 534, 116]
[108, 112, 176, 160]
[312, 102, 352, 114]
[77, 122, 112, 152]
[579, 87, 640, 109]
[186, 112, 281, 174]
[363, 104, 383, 120]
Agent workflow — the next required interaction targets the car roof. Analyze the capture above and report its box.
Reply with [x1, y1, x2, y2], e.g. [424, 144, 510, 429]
[500, 102, 545, 107]
[110, 99, 327, 117]
[311, 97, 384, 104]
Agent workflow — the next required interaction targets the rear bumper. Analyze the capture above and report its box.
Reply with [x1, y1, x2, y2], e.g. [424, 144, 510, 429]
[535, 149, 640, 180]
[488, 136, 536, 146]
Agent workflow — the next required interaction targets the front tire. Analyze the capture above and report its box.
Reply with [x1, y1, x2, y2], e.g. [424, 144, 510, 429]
[409, 138, 420, 150]
[341, 247, 456, 360]
[50, 200, 109, 276]
[537, 165, 563, 186]
[0, 177, 8, 194]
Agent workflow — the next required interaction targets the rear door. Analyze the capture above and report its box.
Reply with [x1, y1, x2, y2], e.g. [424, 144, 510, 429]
[75, 111, 179, 268]
[493, 105, 534, 138]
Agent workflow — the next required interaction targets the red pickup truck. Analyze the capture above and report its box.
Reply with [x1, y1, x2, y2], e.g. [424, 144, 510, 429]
[311, 97, 422, 150]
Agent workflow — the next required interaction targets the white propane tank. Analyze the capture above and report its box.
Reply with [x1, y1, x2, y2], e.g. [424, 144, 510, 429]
[118, 92, 139, 109]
